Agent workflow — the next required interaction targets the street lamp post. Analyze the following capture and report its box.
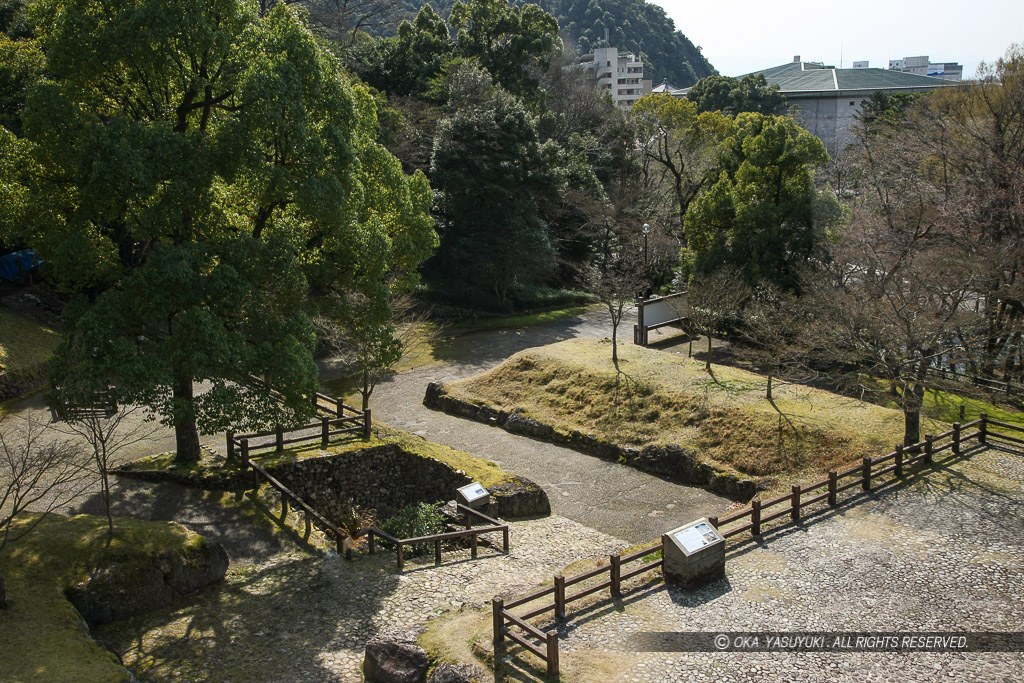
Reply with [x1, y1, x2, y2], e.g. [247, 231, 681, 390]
[642, 223, 650, 266]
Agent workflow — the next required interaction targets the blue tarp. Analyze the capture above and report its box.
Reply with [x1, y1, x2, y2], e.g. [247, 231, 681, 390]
[0, 249, 42, 281]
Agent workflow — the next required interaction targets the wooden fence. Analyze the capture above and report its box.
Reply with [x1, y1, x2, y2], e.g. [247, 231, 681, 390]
[924, 366, 1023, 399]
[363, 504, 510, 571]
[243, 455, 349, 556]
[52, 383, 117, 420]
[492, 541, 664, 676]
[490, 412, 1024, 676]
[226, 411, 369, 460]
[707, 414, 1009, 540]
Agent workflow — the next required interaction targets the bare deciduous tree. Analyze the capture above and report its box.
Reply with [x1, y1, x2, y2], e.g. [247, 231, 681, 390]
[682, 268, 750, 372]
[1, 415, 89, 608]
[739, 283, 807, 402]
[58, 405, 159, 541]
[586, 222, 647, 370]
[315, 296, 435, 411]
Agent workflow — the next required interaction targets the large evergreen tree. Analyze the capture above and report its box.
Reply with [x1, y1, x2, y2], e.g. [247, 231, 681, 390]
[3, 0, 435, 462]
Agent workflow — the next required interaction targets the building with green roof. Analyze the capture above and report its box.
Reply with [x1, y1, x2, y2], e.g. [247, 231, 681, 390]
[749, 57, 958, 153]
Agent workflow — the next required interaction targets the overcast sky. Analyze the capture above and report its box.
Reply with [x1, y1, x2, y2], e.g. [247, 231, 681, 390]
[654, 1, 1022, 78]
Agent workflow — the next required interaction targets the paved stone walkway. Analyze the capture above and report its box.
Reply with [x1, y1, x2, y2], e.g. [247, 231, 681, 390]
[95, 513, 628, 682]
[514, 446, 1024, 682]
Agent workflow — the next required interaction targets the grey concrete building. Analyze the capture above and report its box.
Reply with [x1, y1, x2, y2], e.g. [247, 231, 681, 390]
[749, 57, 957, 154]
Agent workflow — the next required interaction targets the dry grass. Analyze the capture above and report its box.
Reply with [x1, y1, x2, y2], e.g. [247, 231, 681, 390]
[444, 339, 945, 487]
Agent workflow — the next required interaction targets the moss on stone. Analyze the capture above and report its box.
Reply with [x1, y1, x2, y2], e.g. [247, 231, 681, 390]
[0, 513, 210, 682]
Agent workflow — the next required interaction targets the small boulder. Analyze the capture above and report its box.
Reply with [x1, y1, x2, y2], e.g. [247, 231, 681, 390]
[363, 630, 430, 683]
[427, 662, 477, 683]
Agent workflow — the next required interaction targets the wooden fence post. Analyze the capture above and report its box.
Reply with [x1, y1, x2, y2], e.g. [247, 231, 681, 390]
[751, 500, 761, 536]
[434, 539, 442, 566]
[321, 417, 330, 448]
[368, 531, 376, 555]
[924, 435, 934, 464]
[275, 424, 284, 451]
[979, 412, 988, 445]
[546, 631, 560, 677]
[471, 533, 478, 559]
[241, 438, 250, 462]
[280, 494, 289, 520]
[610, 554, 621, 597]
[953, 423, 961, 454]
[397, 543, 404, 571]
[226, 430, 235, 460]
[862, 457, 872, 491]
[492, 599, 505, 647]
[791, 485, 801, 522]
[708, 516, 718, 529]
[895, 444, 904, 477]
[828, 471, 838, 507]
[554, 575, 566, 620]
[336, 400, 343, 418]
[502, 526, 509, 553]
[337, 534, 345, 558]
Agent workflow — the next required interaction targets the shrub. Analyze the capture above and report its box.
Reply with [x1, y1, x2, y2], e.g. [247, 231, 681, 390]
[379, 502, 447, 556]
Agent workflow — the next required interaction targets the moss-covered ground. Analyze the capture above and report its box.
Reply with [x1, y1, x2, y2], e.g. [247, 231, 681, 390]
[0, 513, 208, 682]
[0, 306, 60, 373]
[441, 338, 976, 488]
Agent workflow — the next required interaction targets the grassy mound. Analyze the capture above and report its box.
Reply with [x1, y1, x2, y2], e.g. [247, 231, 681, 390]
[0, 306, 60, 373]
[0, 513, 209, 682]
[443, 338, 948, 485]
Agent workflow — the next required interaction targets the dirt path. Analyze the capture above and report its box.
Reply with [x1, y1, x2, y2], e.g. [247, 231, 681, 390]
[323, 306, 733, 545]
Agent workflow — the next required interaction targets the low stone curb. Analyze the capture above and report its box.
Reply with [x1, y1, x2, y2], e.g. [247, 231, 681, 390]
[423, 381, 758, 500]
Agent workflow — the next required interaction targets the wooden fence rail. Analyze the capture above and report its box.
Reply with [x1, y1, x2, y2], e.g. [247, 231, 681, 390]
[492, 541, 663, 676]
[243, 456, 349, 556]
[707, 415, 1007, 540]
[363, 504, 510, 571]
[489, 411, 1024, 676]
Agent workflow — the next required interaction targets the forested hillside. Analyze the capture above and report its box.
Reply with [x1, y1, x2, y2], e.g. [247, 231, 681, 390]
[402, 0, 715, 87]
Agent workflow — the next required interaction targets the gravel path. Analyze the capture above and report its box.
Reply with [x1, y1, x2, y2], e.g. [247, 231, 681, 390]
[534, 446, 1024, 682]
[332, 307, 733, 544]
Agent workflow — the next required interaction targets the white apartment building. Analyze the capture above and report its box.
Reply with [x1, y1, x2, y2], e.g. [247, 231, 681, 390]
[888, 55, 963, 81]
[580, 46, 653, 109]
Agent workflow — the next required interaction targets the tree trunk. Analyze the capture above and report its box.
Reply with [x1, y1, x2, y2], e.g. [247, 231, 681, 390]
[173, 375, 201, 463]
[705, 334, 713, 372]
[903, 405, 921, 447]
[361, 369, 370, 411]
[0, 565, 7, 609]
[766, 370, 774, 401]
[100, 467, 113, 542]
[611, 319, 620, 370]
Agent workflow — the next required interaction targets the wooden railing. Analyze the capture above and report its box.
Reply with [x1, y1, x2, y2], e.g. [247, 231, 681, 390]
[226, 411, 369, 460]
[707, 414, 1013, 540]
[924, 366, 1023, 397]
[363, 504, 509, 571]
[492, 541, 664, 676]
[489, 411, 1024, 676]
[52, 383, 117, 419]
[244, 455, 348, 556]
[310, 390, 366, 420]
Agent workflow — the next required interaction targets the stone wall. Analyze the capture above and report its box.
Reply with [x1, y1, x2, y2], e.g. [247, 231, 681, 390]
[423, 381, 758, 500]
[0, 362, 48, 401]
[115, 444, 550, 522]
